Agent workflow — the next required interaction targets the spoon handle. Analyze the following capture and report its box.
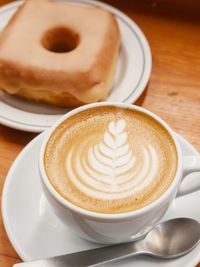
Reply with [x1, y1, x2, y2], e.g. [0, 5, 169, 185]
[14, 240, 145, 267]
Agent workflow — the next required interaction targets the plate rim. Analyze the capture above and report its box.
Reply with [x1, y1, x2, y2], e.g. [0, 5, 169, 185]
[2, 133, 45, 261]
[2, 132, 200, 266]
[0, 0, 152, 132]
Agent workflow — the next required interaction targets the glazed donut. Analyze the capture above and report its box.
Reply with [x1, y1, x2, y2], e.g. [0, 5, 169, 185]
[0, 0, 120, 107]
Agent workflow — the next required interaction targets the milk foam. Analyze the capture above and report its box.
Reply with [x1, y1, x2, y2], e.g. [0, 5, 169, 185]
[45, 106, 178, 213]
[65, 120, 159, 200]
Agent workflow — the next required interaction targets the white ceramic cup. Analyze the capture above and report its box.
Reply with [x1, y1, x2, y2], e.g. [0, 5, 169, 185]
[39, 102, 200, 244]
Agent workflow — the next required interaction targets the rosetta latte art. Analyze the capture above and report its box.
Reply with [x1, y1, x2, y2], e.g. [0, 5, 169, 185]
[45, 107, 178, 213]
[66, 119, 159, 200]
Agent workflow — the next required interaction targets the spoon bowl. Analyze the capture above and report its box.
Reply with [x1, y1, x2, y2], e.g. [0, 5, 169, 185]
[145, 218, 200, 258]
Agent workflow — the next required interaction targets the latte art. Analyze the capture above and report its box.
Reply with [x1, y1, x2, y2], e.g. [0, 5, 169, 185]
[45, 106, 178, 213]
[66, 120, 159, 200]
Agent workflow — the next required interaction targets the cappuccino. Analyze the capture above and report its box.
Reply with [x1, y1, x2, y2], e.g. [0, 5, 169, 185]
[44, 106, 177, 213]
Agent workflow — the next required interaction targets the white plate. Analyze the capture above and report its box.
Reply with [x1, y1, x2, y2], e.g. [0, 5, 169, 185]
[2, 133, 200, 266]
[0, 0, 152, 132]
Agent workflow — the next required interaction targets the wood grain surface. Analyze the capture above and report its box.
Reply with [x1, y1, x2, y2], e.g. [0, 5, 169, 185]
[0, 0, 199, 266]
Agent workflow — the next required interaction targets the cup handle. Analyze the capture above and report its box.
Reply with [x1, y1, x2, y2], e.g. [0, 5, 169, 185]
[177, 155, 200, 197]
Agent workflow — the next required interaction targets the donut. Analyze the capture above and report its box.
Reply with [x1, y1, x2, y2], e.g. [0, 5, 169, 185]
[0, 0, 120, 107]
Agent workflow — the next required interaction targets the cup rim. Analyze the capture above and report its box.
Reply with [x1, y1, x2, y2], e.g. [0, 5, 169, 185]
[39, 102, 182, 220]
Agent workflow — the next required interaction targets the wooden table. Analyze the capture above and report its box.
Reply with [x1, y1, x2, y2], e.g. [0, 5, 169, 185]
[0, 0, 199, 266]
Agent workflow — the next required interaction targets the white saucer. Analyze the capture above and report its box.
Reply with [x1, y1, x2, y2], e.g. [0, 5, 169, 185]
[0, 0, 151, 132]
[2, 133, 200, 266]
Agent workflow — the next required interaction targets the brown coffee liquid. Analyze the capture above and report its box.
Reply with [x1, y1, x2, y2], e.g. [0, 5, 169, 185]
[44, 106, 178, 214]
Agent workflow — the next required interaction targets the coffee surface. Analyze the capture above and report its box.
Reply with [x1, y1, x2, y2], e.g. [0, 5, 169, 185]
[44, 106, 178, 213]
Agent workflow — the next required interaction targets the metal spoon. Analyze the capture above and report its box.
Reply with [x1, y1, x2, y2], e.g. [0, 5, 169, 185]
[14, 218, 200, 267]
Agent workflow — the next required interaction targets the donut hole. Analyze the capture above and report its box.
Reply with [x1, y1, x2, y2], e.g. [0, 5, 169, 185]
[41, 27, 80, 53]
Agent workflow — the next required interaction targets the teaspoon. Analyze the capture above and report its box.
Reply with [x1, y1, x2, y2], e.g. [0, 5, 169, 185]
[14, 218, 200, 267]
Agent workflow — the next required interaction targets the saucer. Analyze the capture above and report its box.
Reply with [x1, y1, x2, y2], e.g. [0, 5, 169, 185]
[2, 133, 200, 266]
[0, 0, 152, 132]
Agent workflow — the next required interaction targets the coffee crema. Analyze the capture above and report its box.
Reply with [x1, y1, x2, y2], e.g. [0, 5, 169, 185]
[44, 106, 178, 214]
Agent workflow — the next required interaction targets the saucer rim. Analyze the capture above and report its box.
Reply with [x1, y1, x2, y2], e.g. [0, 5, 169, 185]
[2, 132, 200, 266]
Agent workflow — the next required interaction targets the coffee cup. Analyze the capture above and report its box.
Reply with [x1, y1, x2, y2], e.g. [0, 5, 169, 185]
[39, 102, 200, 244]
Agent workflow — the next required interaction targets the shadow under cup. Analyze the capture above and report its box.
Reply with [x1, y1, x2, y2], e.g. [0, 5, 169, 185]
[39, 102, 183, 244]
